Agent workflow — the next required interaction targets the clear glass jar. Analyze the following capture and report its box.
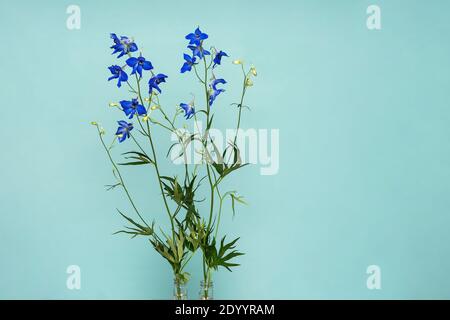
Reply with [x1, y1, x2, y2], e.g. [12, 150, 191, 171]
[199, 280, 214, 300]
[173, 279, 188, 300]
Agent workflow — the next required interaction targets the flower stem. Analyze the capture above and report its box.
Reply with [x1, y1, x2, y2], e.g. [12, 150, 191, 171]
[200, 46, 216, 298]
[133, 74, 176, 241]
[95, 126, 149, 227]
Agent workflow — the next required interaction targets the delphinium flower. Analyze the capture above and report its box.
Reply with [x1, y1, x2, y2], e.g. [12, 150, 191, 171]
[120, 98, 146, 119]
[148, 73, 168, 93]
[126, 55, 153, 78]
[180, 54, 197, 73]
[110, 33, 138, 58]
[213, 50, 228, 68]
[115, 121, 134, 143]
[188, 44, 210, 59]
[179, 103, 195, 119]
[108, 65, 128, 88]
[185, 27, 208, 45]
[209, 78, 226, 106]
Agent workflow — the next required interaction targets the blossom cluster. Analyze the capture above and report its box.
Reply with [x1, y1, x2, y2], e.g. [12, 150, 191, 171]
[107, 33, 169, 142]
[107, 28, 230, 142]
[179, 28, 228, 119]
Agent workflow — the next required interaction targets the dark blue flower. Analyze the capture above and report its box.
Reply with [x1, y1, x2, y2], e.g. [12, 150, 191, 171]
[116, 120, 133, 143]
[126, 55, 153, 77]
[213, 50, 229, 68]
[179, 103, 195, 119]
[209, 78, 226, 106]
[180, 54, 196, 73]
[108, 65, 128, 88]
[211, 78, 226, 91]
[185, 27, 208, 45]
[148, 73, 168, 94]
[188, 44, 210, 59]
[120, 98, 146, 119]
[110, 33, 138, 58]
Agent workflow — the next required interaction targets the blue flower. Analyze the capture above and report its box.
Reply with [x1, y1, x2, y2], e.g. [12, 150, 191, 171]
[211, 78, 226, 91]
[126, 55, 153, 78]
[116, 120, 133, 143]
[209, 78, 226, 106]
[213, 50, 229, 68]
[180, 54, 196, 73]
[110, 33, 138, 58]
[108, 65, 128, 88]
[148, 74, 168, 94]
[120, 98, 146, 119]
[188, 44, 210, 59]
[185, 27, 208, 45]
[179, 103, 195, 119]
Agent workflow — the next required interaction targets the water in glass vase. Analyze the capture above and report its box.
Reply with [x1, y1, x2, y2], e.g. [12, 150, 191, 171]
[199, 280, 214, 300]
[173, 279, 188, 300]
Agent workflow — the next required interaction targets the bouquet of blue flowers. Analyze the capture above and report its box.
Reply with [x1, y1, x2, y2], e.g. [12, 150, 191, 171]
[92, 27, 256, 299]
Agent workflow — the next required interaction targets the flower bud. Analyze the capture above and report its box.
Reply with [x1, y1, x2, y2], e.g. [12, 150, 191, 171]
[250, 66, 257, 76]
[151, 105, 160, 110]
[245, 77, 253, 87]
[233, 59, 243, 65]
[99, 127, 106, 135]
[109, 102, 119, 107]
[90, 121, 98, 126]
[142, 115, 149, 122]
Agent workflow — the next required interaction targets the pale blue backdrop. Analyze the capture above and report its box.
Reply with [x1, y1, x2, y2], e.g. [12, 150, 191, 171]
[1, 0, 449, 299]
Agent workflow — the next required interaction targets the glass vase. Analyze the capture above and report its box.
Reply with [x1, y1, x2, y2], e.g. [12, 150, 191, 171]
[199, 280, 214, 300]
[173, 279, 188, 300]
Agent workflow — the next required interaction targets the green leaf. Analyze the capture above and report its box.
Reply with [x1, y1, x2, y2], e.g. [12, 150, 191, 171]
[166, 238, 178, 260]
[114, 209, 153, 238]
[166, 142, 179, 158]
[119, 151, 154, 165]
[209, 137, 224, 165]
[203, 236, 244, 272]
[116, 209, 145, 230]
[161, 248, 176, 264]
[207, 114, 214, 130]
[118, 161, 150, 166]
[176, 233, 184, 263]
[211, 142, 248, 180]
[222, 191, 247, 217]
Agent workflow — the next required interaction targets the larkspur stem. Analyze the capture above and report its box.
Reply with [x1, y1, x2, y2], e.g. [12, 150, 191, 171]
[95, 126, 150, 228]
[133, 73, 176, 241]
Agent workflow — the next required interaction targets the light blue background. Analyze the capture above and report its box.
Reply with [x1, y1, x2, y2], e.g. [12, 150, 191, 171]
[1, 0, 449, 299]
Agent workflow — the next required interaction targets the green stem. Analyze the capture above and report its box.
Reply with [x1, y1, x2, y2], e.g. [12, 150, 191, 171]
[95, 127, 149, 228]
[201, 49, 215, 235]
[148, 118, 173, 132]
[193, 65, 205, 84]
[213, 171, 224, 240]
[133, 74, 176, 241]
[126, 81, 138, 94]
[200, 47, 217, 297]
[130, 134, 147, 155]
[226, 69, 249, 165]
[181, 251, 194, 271]
[146, 118, 176, 239]
[233, 75, 248, 147]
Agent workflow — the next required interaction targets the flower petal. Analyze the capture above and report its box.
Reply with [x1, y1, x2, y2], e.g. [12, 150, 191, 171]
[136, 105, 147, 115]
[142, 61, 153, 70]
[126, 57, 138, 67]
